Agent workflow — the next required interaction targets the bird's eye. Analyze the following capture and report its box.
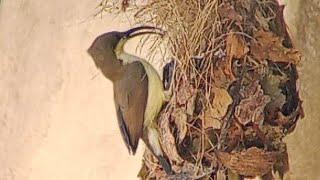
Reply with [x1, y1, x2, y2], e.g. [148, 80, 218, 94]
[116, 34, 123, 41]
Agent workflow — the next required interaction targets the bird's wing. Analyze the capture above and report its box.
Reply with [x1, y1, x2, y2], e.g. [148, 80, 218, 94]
[114, 61, 148, 155]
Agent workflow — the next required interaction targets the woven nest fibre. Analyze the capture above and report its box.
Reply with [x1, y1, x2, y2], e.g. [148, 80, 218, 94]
[96, 0, 304, 179]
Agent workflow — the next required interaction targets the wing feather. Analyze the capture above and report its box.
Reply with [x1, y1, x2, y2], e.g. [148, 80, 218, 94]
[114, 61, 148, 155]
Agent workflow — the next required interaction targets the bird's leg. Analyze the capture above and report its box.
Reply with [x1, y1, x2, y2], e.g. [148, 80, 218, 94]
[163, 88, 172, 102]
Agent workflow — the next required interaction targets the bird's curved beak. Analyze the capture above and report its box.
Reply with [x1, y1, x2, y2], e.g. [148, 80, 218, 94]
[115, 26, 165, 55]
[123, 25, 165, 40]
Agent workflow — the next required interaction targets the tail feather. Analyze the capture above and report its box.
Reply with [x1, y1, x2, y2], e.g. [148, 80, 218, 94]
[143, 127, 173, 175]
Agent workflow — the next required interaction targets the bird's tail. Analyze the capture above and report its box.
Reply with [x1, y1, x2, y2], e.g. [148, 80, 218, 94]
[157, 154, 174, 175]
[143, 127, 173, 175]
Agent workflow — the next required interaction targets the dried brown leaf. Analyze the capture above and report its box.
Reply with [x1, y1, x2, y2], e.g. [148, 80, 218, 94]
[227, 170, 240, 180]
[218, 3, 243, 24]
[226, 123, 242, 151]
[259, 124, 285, 149]
[273, 150, 289, 179]
[159, 111, 184, 163]
[235, 81, 271, 125]
[186, 93, 197, 116]
[177, 82, 196, 105]
[216, 147, 277, 177]
[227, 33, 249, 60]
[276, 101, 304, 133]
[251, 30, 301, 64]
[262, 73, 288, 122]
[203, 110, 221, 129]
[172, 108, 188, 143]
[262, 73, 288, 98]
[203, 87, 232, 129]
[224, 33, 249, 80]
[213, 64, 233, 88]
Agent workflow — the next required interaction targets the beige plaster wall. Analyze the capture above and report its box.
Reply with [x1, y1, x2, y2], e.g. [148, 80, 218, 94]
[282, 0, 320, 179]
[0, 0, 319, 179]
[0, 0, 143, 179]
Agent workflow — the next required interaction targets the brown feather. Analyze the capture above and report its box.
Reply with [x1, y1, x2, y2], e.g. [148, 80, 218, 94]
[114, 61, 148, 155]
[88, 31, 172, 173]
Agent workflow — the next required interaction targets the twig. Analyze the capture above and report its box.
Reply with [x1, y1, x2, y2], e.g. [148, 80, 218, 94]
[217, 80, 241, 151]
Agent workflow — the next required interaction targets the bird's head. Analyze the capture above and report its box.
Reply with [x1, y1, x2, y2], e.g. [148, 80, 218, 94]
[87, 26, 164, 69]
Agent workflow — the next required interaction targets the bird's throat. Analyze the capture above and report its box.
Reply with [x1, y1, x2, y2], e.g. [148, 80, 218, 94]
[114, 38, 126, 59]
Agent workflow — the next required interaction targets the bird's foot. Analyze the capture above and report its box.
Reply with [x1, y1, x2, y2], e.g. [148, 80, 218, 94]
[163, 90, 172, 102]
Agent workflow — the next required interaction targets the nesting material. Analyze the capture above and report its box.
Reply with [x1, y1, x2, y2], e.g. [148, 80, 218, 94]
[97, 0, 304, 179]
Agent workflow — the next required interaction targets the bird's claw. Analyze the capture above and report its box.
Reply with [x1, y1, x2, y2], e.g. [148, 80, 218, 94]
[164, 90, 172, 102]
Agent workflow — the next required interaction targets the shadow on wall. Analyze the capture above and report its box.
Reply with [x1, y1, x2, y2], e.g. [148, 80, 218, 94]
[284, 0, 320, 179]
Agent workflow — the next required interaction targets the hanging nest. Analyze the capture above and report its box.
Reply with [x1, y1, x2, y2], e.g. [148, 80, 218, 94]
[97, 0, 304, 179]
